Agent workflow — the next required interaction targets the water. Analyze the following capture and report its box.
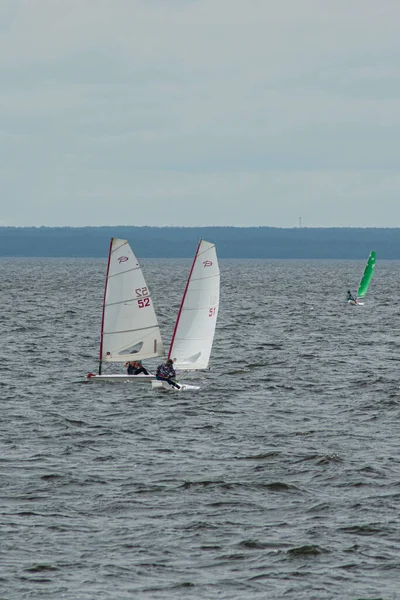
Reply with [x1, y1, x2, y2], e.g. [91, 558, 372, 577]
[1, 257, 400, 599]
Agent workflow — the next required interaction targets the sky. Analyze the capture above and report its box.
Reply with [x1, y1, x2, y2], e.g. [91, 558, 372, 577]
[0, 0, 399, 227]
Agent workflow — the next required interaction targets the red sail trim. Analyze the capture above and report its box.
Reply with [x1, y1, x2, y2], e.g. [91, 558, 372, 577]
[99, 238, 113, 371]
[168, 239, 202, 360]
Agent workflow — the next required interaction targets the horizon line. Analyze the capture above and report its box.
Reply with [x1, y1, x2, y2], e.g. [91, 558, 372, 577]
[1, 225, 400, 230]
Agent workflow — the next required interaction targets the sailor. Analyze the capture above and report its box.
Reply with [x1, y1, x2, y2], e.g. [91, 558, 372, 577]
[156, 359, 180, 389]
[125, 360, 149, 375]
[346, 290, 355, 302]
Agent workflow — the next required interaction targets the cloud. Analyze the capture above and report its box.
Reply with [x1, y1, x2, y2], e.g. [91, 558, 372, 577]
[0, 0, 399, 226]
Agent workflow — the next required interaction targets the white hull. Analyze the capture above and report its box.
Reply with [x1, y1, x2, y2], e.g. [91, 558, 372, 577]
[347, 300, 364, 306]
[86, 373, 156, 383]
[151, 380, 200, 391]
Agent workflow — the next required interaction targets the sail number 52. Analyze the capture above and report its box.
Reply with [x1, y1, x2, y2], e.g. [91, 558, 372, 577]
[135, 287, 148, 297]
[138, 298, 151, 308]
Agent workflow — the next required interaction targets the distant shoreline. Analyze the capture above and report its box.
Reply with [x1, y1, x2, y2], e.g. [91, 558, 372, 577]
[1, 226, 400, 259]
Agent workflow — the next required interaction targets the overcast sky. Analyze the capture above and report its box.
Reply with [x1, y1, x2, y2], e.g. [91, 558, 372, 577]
[0, 0, 399, 227]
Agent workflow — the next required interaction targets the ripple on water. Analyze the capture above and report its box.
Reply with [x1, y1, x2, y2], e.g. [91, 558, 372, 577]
[1, 258, 399, 599]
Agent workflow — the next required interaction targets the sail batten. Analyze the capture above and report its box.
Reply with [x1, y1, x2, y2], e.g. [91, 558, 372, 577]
[108, 265, 142, 278]
[106, 298, 145, 308]
[103, 324, 158, 335]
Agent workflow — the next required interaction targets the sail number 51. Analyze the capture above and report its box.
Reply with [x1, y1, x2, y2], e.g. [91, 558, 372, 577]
[209, 307, 216, 317]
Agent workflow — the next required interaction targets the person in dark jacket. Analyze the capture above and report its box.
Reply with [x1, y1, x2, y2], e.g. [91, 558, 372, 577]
[346, 290, 360, 304]
[156, 359, 180, 389]
[125, 360, 149, 375]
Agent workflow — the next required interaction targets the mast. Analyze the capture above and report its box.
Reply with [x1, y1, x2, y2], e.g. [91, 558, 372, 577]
[98, 238, 113, 375]
[168, 239, 202, 360]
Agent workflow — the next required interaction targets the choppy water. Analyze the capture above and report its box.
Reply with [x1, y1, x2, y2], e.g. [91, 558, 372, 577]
[1, 257, 400, 599]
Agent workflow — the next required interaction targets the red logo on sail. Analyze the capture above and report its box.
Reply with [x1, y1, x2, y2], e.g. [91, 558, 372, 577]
[118, 256, 129, 263]
[203, 260, 213, 267]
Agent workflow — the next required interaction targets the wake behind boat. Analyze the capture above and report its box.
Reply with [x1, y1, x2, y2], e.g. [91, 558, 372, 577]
[86, 238, 164, 382]
[152, 239, 220, 391]
[346, 250, 376, 306]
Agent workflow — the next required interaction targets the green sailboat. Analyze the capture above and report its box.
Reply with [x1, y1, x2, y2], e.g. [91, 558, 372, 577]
[347, 250, 376, 305]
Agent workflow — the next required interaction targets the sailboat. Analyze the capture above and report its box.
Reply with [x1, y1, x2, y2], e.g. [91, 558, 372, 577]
[152, 239, 220, 391]
[347, 250, 376, 306]
[86, 238, 164, 382]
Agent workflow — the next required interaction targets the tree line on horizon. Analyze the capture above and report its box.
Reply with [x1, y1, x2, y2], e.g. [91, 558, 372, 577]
[1, 226, 400, 259]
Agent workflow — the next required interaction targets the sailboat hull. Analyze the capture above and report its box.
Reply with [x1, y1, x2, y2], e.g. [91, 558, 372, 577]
[151, 380, 200, 391]
[86, 373, 156, 383]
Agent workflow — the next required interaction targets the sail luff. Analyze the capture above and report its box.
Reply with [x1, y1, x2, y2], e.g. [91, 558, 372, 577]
[357, 250, 376, 299]
[168, 239, 202, 360]
[98, 238, 114, 374]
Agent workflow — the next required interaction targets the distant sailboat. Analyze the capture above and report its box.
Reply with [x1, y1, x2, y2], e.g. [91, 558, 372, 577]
[347, 250, 376, 306]
[86, 238, 164, 382]
[152, 239, 220, 391]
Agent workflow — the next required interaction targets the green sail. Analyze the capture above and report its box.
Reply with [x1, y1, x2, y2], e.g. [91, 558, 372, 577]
[357, 250, 376, 298]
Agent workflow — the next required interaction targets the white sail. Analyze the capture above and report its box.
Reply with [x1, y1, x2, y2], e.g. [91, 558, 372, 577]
[168, 239, 219, 371]
[100, 238, 164, 363]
